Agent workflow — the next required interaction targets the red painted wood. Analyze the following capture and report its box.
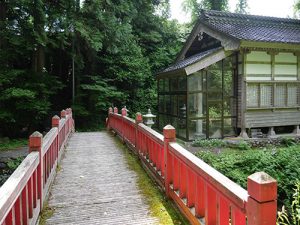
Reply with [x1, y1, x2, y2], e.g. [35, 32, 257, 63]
[14, 198, 21, 225]
[21, 187, 29, 225]
[28, 177, 33, 218]
[187, 168, 195, 208]
[173, 156, 179, 191]
[195, 176, 205, 217]
[5, 209, 13, 225]
[206, 185, 217, 225]
[179, 162, 187, 199]
[231, 207, 246, 225]
[107, 109, 278, 225]
[218, 196, 229, 225]
[33, 170, 37, 208]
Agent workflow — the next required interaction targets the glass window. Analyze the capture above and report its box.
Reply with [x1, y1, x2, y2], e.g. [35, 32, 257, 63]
[188, 93, 206, 118]
[188, 119, 206, 140]
[247, 84, 259, 107]
[188, 72, 203, 92]
[260, 84, 272, 107]
[158, 79, 164, 92]
[178, 95, 187, 118]
[224, 118, 236, 137]
[209, 119, 222, 139]
[287, 85, 298, 106]
[158, 95, 165, 113]
[178, 77, 187, 91]
[170, 95, 177, 116]
[223, 97, 235, 117]
[207, 61, 222, 91]
[275, 85, 286, 107]
[165, 95, 171, 114]
[165, 78, 169, 92]
[170, 78, 178, 91]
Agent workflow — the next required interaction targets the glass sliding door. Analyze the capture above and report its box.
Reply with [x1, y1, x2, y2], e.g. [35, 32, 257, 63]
[187, 55, 237, 140]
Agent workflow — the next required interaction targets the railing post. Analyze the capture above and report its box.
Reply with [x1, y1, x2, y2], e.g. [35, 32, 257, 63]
[114, 107, 118, 114]
[29, 131, 43, 209]
[52, 115, 60, 128]
[60, 110, 66, 118]
[163, 125, 176, 197]
[247, 172, 277, 225]
[135, 113, 143, 151]
[121, 107, 127, 143]
[107, 107, 113, 130]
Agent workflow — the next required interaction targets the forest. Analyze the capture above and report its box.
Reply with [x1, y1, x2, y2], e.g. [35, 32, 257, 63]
[0, 0, 299, 137]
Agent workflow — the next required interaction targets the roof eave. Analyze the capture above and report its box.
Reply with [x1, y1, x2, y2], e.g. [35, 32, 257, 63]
[156, 68, 187, 79]
[240, 40, 300, 51]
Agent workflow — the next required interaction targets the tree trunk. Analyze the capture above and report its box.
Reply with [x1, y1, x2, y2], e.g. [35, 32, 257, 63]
[0, 1, 7, 49]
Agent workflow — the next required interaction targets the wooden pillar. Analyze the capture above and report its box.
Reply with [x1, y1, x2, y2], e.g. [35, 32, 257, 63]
[135, 113, 143, 152]
[247, 172, 277, 225]
[239, 50, 249, 139]
[29, 131, 43, 209]
[163, 125, 176, 197]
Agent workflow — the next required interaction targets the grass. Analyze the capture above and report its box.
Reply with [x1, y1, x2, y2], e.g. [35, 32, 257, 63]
[39, 200, 55, 225]
[0, 138, 28, 151]
[114, 138, 189, 225]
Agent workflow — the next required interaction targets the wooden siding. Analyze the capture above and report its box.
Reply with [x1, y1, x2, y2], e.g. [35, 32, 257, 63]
[245, 110, 300, 128]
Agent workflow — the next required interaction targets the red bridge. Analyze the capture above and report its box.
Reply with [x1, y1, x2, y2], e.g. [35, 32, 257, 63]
[0, 108, 277, 225]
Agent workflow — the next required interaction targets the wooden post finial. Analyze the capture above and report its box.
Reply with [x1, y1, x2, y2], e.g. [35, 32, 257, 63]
[52, 115, 60, 128]
[61, 110, 66, 118]
[135, 112, 143, 123]
[247, 172, 277, 225]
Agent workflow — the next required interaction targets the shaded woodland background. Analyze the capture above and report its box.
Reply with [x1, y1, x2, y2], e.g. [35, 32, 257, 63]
[1, 0, 299, 137]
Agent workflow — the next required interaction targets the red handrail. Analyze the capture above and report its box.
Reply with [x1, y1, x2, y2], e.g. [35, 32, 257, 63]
[0, 108, 74, 225]
[107, 108, 277, 225]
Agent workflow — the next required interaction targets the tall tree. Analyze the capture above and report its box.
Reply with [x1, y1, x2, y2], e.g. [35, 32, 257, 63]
[235, 0, 248, 14]
[183, 0, 229, 24]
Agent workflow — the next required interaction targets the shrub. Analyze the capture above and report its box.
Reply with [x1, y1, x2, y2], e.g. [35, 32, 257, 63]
[192, 139, 225, 148]
[195, 146, 300, 208]
[277, 181, 300, 225]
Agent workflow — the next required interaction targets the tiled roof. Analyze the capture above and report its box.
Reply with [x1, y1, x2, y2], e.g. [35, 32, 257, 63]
[161, 47, 222, 73]
[201, 10, 300, 44]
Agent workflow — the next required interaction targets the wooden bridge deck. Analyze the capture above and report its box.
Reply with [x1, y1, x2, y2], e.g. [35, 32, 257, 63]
[45, 132, 159, 225]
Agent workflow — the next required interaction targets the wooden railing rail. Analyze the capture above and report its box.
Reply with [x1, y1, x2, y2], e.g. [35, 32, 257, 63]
[107, 107, 277, 225]
[0, 108, 74, 225]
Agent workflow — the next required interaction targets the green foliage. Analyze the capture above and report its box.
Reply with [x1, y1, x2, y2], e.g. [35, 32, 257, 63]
[0, 0, 182, 135]
[281, 137, 296, 147]
[6, 157, 24, 170]
[277, 181, 300, 225]
[235, 0, 248, 14]
[0, 138, 27, 151]
[0, 157, 25, 186]
[195, 146, 300, 208]
[192, 138, 225, 148]
[237, 140, 251, 150]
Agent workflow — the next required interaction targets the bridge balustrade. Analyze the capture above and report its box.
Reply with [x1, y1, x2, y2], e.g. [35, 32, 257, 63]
[0, 108, 74, 225]
[107, 107, 277, 225]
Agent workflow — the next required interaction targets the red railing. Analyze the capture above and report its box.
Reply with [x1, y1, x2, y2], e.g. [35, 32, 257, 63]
[107, 107, 278, 225]
[0, 108, 74, 225]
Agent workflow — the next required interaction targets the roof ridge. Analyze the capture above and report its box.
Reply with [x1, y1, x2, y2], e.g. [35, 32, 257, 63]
[201, 10, 300, 25]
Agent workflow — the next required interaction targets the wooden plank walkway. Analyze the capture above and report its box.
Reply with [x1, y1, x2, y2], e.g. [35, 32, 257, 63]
[45, 132, 159, 225]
